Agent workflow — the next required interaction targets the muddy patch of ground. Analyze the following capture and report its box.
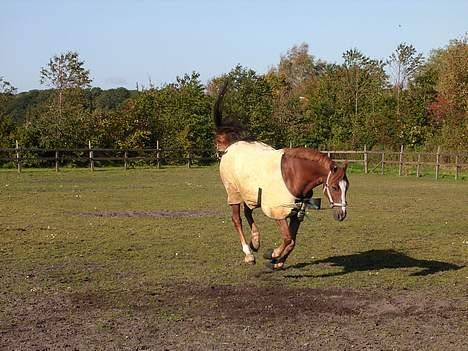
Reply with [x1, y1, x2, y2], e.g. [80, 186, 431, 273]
[1, 283, 466, 350]
[71, 209, 223, 219]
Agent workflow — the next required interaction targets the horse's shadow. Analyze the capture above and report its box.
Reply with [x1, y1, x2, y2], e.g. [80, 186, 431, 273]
[285, 249, 464, 278]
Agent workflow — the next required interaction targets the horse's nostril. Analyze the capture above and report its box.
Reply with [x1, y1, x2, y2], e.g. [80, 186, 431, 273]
[333, 209, 341, 221]
[333, 208, 347, 221]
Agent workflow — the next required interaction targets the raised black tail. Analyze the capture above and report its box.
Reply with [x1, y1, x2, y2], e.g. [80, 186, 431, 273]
[213, 80, 229, 128]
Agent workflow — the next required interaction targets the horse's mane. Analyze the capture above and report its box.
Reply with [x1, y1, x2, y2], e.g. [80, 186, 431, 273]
[215, 123, 256, 143]
[283, 148, 334, 169]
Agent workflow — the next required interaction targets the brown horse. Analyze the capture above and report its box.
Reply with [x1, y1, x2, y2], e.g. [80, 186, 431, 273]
[214, 82, 349, 269]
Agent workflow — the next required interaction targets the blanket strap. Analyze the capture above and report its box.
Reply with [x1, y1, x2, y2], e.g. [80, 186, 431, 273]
[292, 195, 312, 222]
[296, 200, 308, 222]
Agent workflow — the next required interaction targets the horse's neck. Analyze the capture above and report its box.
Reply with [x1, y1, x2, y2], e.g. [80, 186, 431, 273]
[282, 157, 329, 199]
[302, 160, 328, 188]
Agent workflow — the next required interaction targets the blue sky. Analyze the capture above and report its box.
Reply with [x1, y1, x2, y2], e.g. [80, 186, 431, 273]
[1, 0, 466, 92]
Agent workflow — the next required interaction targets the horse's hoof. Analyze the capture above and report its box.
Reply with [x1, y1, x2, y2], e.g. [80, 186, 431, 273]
[264, 261, 284, 270]
[263, 249, 274, 260]
[249, 239, 259, 252]
[244, 254, 256, 265]
[250, 234, 260, 252]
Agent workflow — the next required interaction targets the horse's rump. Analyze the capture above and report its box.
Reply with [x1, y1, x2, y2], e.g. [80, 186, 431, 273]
[219, 141, 296, 219]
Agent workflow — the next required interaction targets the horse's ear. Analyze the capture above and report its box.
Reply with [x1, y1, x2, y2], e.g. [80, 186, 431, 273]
[343, 160, 349, 172]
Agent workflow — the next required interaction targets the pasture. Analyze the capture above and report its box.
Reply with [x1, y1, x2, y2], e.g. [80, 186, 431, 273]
[0, 167, 467, 350]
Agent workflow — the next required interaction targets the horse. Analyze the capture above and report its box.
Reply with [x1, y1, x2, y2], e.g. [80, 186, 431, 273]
[214, 81, 349, 269]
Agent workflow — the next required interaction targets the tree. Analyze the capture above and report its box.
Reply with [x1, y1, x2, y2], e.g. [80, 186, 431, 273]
[275, 43, 318, 90]
[265, 44, 324, 147]
[40, 51, 92, 117]
[87, 101, 151, 149]
[0, 77, 17, 147]
[342, 49, 387, 118]
[387, 43, 424, 115]
[33, 51, 93, 147]
[0, 76, 17, 95]
[165, 72, 212, 152]
[432, 35, 468, 150]
[124, 71, 212, 154]
[210, 65, 278, 146]
[437, 36, 468, 118]
[396, 53, 440, 148]
[94, 87, 132, 111]
[323, 49, 389, 148]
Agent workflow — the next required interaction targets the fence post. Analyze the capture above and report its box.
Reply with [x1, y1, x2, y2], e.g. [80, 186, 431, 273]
[416, 153, 421, 177]
[15, 140, 21, 173]
[124, 151, 128, 170]
[381, 151, 385, 175]
[455, 155, 459, 180]
[187, 151, 191, 168]
[89, 140, 94, 172]
[156, 140, 161, 169]
[435, 146, 440, 180]
[363, 145, 368, 174]
[398, 145, 404, 176]
[55, 150, 59, 172]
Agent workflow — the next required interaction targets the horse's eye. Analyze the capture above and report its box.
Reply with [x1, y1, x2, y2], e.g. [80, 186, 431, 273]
[332, 186, 339, 191]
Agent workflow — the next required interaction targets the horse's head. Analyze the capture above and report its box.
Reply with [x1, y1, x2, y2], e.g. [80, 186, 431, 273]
[323, 162, 349, 221]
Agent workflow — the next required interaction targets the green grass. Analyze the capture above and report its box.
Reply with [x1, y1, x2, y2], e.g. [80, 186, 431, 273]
[1, 166, 467, 303]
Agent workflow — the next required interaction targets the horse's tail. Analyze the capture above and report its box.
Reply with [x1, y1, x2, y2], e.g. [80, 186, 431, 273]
[213, 80, 229, 128]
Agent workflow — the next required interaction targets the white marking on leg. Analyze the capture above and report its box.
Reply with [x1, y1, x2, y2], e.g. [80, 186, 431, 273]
[242, 244, 252, 256]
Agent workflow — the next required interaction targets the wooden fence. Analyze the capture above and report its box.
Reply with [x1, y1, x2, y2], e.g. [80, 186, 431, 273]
[1, 142, 467, 180]
[321, 145, 467, 180]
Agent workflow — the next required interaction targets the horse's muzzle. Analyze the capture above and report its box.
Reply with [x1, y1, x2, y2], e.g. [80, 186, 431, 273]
[333, 207, 347, 221]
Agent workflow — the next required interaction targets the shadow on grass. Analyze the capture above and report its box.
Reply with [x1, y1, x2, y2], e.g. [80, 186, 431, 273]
[285, 249, 464, 278]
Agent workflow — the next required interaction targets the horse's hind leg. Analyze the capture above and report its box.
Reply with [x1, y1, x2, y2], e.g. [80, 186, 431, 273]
[243, 203, 260, 252]
[230, 204, 255, 264]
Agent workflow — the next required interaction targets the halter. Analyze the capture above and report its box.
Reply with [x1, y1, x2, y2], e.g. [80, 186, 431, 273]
[323, 171, 347, 208]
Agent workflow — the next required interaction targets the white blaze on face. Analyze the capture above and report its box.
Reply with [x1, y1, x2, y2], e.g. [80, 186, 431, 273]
[338, 179, 347, 214]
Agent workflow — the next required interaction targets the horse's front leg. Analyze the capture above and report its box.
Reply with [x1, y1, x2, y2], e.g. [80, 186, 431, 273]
[230, 204, 255, 264]
[265, 213, 301, 269]
[243, 203, 260, 252]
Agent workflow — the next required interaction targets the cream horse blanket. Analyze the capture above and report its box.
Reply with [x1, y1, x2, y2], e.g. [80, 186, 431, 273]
[219, 141, 296, 219]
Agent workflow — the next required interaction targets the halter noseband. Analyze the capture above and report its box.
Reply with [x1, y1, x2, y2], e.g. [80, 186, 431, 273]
[323, 171, 347, 208]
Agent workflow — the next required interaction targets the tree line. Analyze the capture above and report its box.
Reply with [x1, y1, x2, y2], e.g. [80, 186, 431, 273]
[0, 36, 466, 153]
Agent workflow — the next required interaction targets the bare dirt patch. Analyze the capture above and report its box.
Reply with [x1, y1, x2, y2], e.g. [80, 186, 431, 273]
[1, 283, 466, 350]
[71, 209, 223, 219]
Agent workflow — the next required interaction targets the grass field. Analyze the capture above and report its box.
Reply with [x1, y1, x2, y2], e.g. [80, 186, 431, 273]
[1, 167, 467, 350]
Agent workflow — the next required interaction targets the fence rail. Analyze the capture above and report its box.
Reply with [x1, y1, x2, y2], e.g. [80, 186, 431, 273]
[1, 143, 467, 180]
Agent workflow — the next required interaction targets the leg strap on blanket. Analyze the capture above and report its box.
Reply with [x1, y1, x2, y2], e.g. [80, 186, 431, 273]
[292, 200, 309, 222]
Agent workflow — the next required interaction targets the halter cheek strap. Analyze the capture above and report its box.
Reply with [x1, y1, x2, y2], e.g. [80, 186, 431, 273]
[323, 171, 347, 208]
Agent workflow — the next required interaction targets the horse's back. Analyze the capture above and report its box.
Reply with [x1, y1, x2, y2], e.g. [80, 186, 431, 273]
[219, 141, 295, 219]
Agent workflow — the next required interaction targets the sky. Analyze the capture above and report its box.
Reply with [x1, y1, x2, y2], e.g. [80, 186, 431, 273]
[1, 0, 467, 92]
